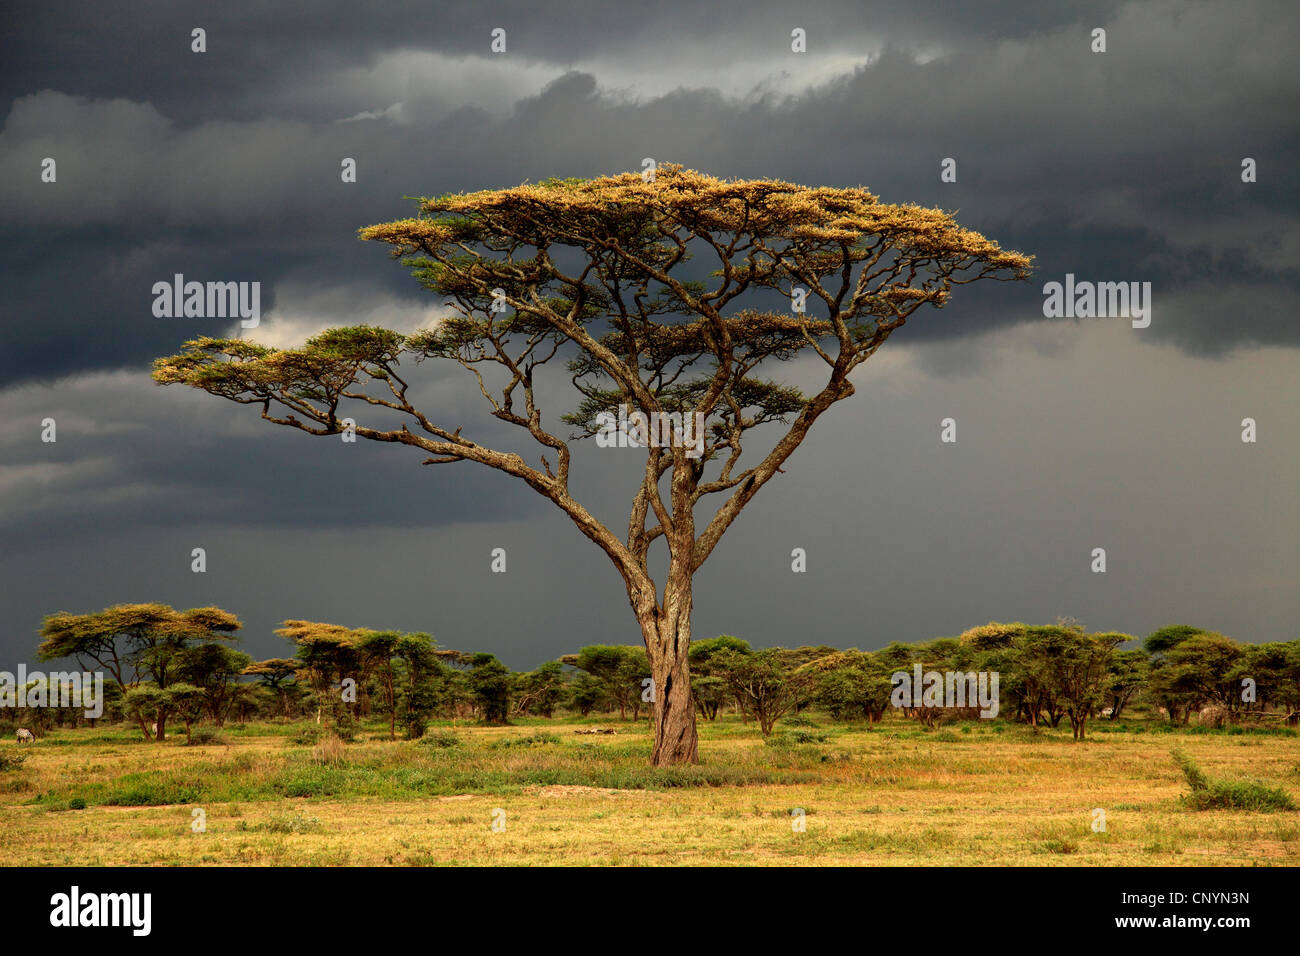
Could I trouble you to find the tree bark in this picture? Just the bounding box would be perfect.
[648,632,698,766]
[635,561,698,767]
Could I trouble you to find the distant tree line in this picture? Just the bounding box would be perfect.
[13,605,1299,742]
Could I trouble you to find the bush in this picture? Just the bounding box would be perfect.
[186,727,225,746]
[1173,749,1296,811]
[1185,781,1297,811]
[491,731,561,749]
[419,730,461,749]
[292,725,324,746]
[1043,838,1079,854]
[332,712,358,743]
[0,752,28,772]
[789,730,830,744]
[69,797,86,810]
[782,715,820,728]
[1171,749,1210,792]
[102,778,200,806]
[244,811,323,834]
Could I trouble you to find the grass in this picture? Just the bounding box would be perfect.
[0,713,1295,865]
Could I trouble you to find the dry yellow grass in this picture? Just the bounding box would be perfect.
[1,717,1296,866]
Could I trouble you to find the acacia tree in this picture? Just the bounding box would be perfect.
[808,649,894,727]
[357,630,402,739]
[713,647,815,736]
[38,603,241,741]
[1144,625,1209,724]
[1035,627,1124,741]
[690,634,752,719]
[465,653,512,725]
[1105,648,1149,720]
[393,631,444,737]
[154,165,1030,765]
[243,658,300,717]
[513,661,566,718]
[562,646,649,721]
[276,620,364,730]
[176,642,254,727]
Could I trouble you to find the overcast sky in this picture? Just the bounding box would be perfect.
[1,0,1296,670]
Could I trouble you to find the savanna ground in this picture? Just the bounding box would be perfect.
[2,714,1297,866]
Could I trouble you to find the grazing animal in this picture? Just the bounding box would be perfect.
[1197,704,1228,729]
[150,722,159,738]
[16,728,35,743]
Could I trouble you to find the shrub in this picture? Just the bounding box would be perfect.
[1171,749,1210,792]
[69,797,86,810]
[790,730,830,744]
[419,730,461,749]
[102,778,200,806]
[1173,749,1296,811]
[293,725,324,746]
[782,715,820,728]
[186,727,225,746]
[1185,781,1297,811]
[491,732,560,749]
[0,752,28,772]
[332,712,358,743]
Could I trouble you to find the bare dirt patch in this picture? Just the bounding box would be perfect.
[532,785,643,798]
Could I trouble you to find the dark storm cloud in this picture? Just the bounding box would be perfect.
[1,1,1129,118]
[0,367,545,543]
[2,0,1295,389]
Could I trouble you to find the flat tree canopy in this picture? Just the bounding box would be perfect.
[39,602,241,741]
[155,164,1030,764]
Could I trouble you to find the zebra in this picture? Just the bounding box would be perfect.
[16,728,35,743]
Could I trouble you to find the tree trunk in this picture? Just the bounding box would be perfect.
[635,564,698,767]
[648,636,698,766]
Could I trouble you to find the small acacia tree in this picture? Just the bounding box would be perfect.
[39,603,241,741]
[243,658,300,718]
[276,620,363,731]
[562,645,649,721]
[154,165,1030,765]
[713,647,816,736]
